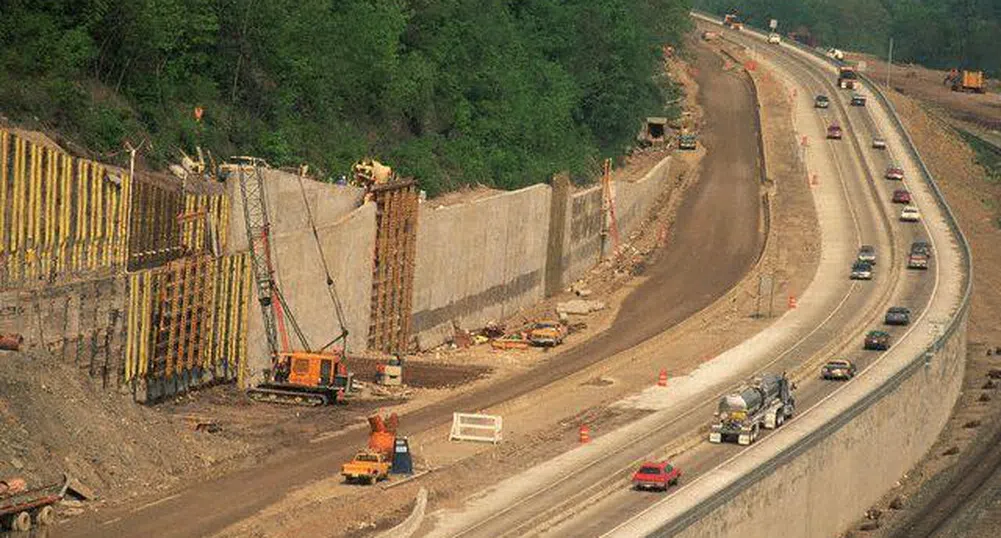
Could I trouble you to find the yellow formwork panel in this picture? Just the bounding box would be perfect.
[0,131,8,255]
[117,174,131,266]
[237,253,251,388]
[139,273,152,376]
[125,272,139,382]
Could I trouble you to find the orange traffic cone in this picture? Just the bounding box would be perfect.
[658,370,668,387]
[788,295,798,309]
[579,424,591,444]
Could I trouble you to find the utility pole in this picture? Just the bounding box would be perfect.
[885,37,894,90]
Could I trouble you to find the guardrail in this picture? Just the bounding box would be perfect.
[649,12,975,537]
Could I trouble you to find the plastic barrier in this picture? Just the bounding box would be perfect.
[449,412,503,444]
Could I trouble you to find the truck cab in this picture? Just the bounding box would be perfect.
[838,66,857,89]
[709,373,795,446]
[341,450,391,485]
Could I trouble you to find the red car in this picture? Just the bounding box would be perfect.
[827,123,843,140]
[885,165,905,180]
[632,461,682,491]
[892,189,912,204]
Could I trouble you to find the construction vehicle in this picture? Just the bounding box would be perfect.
[678,133,697,150]
[1,474,88,532]
[232,157,353,406]
[342,413,398,484]
[945,69,986,93]
[247,351,352,406]
[342,450,392,485]
[528,320,567,347]
[709,372,795,446]
[837,66,857,89]
[351,158,395,189]
[827,48,846,62]
[376,356,404,386]
[723,13,743,30]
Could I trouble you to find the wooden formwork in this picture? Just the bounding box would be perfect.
[0,130,130,289]
[123,252,251,401]
[367,180,419,353]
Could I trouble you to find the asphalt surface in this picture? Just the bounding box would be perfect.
[531,29,942,538]
[433,31,925,537]
[57,34,765,538]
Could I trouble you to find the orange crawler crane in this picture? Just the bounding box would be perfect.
[234,159,353,406]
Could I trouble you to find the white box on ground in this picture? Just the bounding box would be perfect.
[449,413,503,444]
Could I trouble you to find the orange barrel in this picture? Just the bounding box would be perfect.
[579,424,591,444]
[658,370,668,387]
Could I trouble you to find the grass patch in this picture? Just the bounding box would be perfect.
[957,130,1001,184]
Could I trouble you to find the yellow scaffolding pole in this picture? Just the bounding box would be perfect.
[139,273,152,376]
[12,138,24,253]
[125,273,138,382]
[117,174,131,266]
[0,131,8,255]
[237,254,252,388]
[88,162,99,270]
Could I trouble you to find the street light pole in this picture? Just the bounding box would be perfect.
[886,37,894,90]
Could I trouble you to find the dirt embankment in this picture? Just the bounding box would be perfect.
[842,86,1001,537]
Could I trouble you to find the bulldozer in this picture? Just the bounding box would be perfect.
[944,69,986,93]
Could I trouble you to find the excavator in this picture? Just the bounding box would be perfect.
[229,157,354,406]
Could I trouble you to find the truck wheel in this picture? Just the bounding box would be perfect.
[12,511,32,532]
[37,505,56,526]
[776,412,785,427]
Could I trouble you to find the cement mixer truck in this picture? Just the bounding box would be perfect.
[709,373,795,446]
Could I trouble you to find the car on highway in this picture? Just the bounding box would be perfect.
[821,358,857,380]
[827,122,843,139]
[872,137,887,149]
[864,330,891,351]
[908,251,930,269]
[908,240,932,269]
[885,307,912,326]
[850,93,867,106]
[815,95,830,109]
[911,241,932,257]
[892,189,912,204]
[632,461,681,491]
[768,32,781,44]
[857,245,876,265]
[900,205,921,222]
[850,260,873,280]
[885,165,905,180]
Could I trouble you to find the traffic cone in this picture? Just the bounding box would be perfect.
[579,424,591,444]
[788,295,797,309]
[658,370,668,387]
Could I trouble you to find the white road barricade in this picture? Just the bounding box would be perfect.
[449,413,503,444]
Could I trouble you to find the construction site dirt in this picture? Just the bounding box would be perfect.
[43,35,777,538]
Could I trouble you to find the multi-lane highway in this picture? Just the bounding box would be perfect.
[420,17,950,538]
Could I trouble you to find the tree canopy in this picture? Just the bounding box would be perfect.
[0,0,692,195]
[695,0,1001,76]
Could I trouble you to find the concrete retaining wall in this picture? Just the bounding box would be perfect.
[235,157,674,357]
[244,203,376,377]
[615,157,674,244]
[411,185,551,349]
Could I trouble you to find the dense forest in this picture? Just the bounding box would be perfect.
[695,0,1001,76]
[0,0,691,195]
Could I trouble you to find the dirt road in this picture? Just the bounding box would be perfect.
[59,45,764,538]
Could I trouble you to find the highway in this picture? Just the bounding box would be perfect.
[420,19,943,538]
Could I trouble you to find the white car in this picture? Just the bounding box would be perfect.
[872,137,887,150]
[768,33,781,44]
[900,205,921,222]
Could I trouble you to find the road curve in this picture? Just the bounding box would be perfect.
[416,29,922,537]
